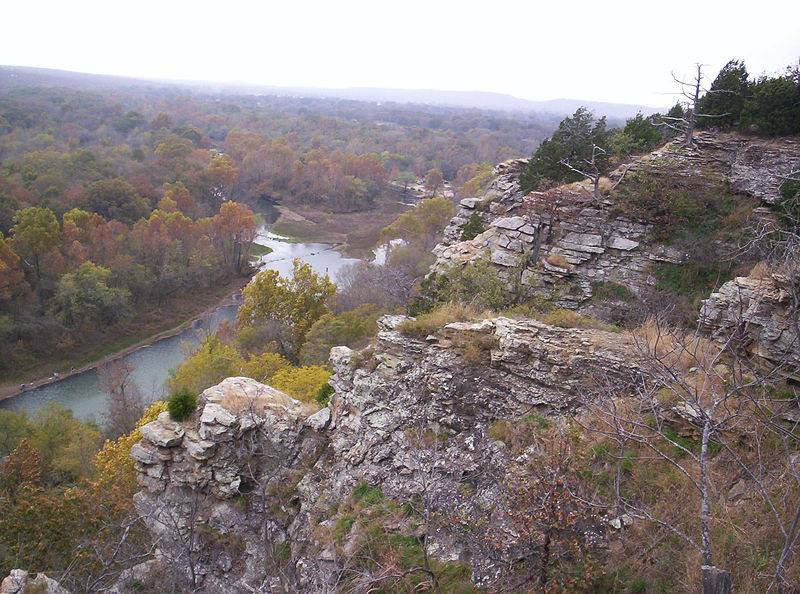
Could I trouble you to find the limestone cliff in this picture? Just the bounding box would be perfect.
[432,133,800,313]
[127,317,640,591]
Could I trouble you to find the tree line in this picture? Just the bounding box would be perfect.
[520,58,800,196]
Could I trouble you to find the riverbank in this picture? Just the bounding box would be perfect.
[270,201,410,259]
[0,275,251,401]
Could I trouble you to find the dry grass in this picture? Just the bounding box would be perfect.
[450,332,498,364]
[545,253,574,270]
[538,308,620,331]
[748,260,772,279]
[634,317,721,374]
[399,302,487,337]
[564,400,800,592]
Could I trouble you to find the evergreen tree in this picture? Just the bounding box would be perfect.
[697,60,750,129]
[520,108,611,197]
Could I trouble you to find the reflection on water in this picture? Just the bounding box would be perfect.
[2,218,364,422]
[254,231,361,280]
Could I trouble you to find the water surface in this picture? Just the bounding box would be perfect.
[1,224,362,422]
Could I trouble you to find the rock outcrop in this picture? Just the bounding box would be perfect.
[129,318,640,592]
[700,272,800,380]
[432,133,800,313]
[130,377,326,592]
[123,132,800,592]
[0,570,69,594]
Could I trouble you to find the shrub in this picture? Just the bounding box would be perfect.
[316,382,334,405]
[352,481,383,505]
[410,258,512,315]
[460,212,485,241]
[168,387,197,421]
[269,365,331,403]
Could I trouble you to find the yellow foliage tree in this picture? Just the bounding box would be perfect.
[91,401,167,495]
[269,365,331,403]
[238,259,336,359]
[168,336,243,393]
[240,351,292,383]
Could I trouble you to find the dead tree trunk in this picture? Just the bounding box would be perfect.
[702,565,732,594]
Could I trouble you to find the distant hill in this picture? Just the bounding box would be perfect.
[0,66,664,121]
[221,85,665,120]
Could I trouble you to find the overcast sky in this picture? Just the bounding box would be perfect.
[3,0,798,107]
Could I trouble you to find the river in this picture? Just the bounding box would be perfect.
[0,221,361,422]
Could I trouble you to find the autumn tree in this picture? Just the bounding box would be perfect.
[238,259,336,360]
[454,162,494,198]
[0,231,28,302]
[213,200,257,275]
[298,304,380,365]
[268,365,331,403]
[424,168,443,198]
[51,261,131,328]
[10,206,61,282]
[168,335,241,394]
[202,153,239,201]
[87,178,150,225]
[0,409,30,457]
[28,403,102,485]
[395,171,418,201]
[380,196,454,252]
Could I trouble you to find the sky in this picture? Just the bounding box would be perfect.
[3,0,799,108]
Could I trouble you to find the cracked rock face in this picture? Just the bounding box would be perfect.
[130,377,326,592]
[129,319,641,592]
[700,273,800,380]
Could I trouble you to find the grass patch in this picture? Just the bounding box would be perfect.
[352,481,384,505]
[592,281,635,301]
[248,243,274,258]
[655,261,734,305]
[333,515,355,541]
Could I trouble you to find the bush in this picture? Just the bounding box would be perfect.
[410,258,513,315]
[316,382,334,405]
[168,387,197,421]
[459,212,484,241]
[352,481,384,505]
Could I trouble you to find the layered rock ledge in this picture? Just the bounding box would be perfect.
[432,133,800,311]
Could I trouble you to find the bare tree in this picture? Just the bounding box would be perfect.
[586,305,800,593]
[660,64,734,147]
[100,361,147,439]
[558,143,608,200]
